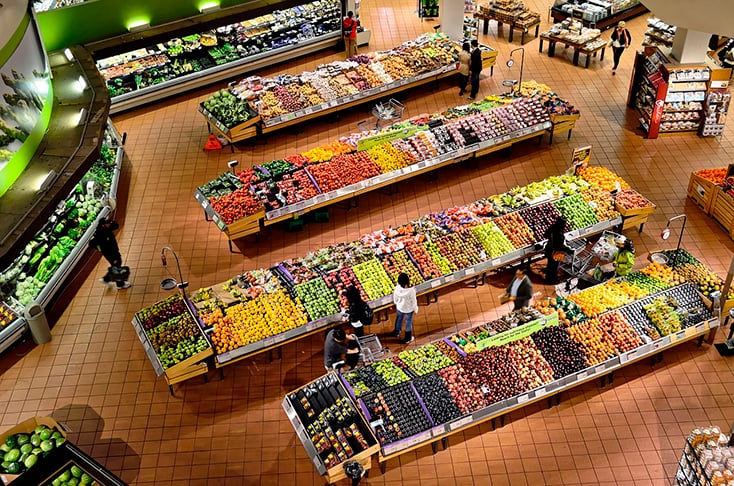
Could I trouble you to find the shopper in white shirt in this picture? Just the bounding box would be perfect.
[392,273,418,344]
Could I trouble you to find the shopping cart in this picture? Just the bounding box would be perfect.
[356,334,390,366]
[358,99,406,132]
[557,230,623,295]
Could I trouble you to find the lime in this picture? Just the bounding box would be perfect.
[30,434,41,447]
[6,462,21,474]
[68,477,80,486]
[16,434,29,446]
[23,454,37,469]
[39,429,52,441]
[19,443,32,455]
[19,452,29,463]
[80,473,93,484]
[71,465,83,478]
[31,447,42,455]
[40,440,54,452]
[4,436,16,448]
[4,448,20,463]
[59,469,72,481]
[1,461,10,470]
[51,432,63,441]
[55,437,66,447]
[33,426,46,435]
[0,444,9,453]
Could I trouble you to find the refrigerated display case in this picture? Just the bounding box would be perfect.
[94,0,343,113]
[0,121,124,354]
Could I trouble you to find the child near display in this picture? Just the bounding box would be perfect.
[344,285,373,337]
[392,273,418,344]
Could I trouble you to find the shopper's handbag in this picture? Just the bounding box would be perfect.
[499,293,512,304]
[552,251,565,262]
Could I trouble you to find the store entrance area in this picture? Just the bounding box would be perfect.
[2,0,734,484]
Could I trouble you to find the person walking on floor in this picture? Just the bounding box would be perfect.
[344,285,373,337]
[504,268,533,311]
[392,273,418,344]
[89,218,131,289]
[543,217,571,285]
[343,11,358,59]
[468,39,482,100]
[610,21,632,75]
[458,42,471,96]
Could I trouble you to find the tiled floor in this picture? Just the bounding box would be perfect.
[3,1,734,484]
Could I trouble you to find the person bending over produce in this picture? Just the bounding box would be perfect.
[344,286,373,337]
[324,328,359,371]
[89,219,130,290]
[613,236,635,276]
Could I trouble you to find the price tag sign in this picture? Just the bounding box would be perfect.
[595,364,606,374]
[576,371,588,380]
[685,327,697,337]
[676,329,687,340]
[465,266,476,275]
[200,200,208,209]
[535,387,547,398]
[431,280,442,288]
[517,394,529,404]
[449,416,472,431]
[696,323,707,333]
[304,107,313,115]
[444,275,455,283]
[491,258,501,267]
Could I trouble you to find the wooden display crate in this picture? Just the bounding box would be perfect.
[699,292,734,318]
[0,417,67,485]
[615,195,656,232]
[711,188,734,231]
[546,113,580,143]
[223,208,265,240]
[687,172,717,214]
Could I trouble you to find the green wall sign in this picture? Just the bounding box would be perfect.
[37,0,255,52]
[357,126,420,151]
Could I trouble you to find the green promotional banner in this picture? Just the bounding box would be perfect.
[475,312,559,350]
[357,126,420,151]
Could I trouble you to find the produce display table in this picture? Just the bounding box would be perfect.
[282,374,380,483]
[539,32,607,68]
[282,251,722,476]
[197,90,579,244]
[182,165,637,371]
[130,294,213,394]
[474,13,541,44]
[199,35,498,145]
[685,168,734,244]
[550,2,648,31]
[687,171,718,214]
[615,188,656,232]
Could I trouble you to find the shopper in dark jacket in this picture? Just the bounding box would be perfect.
[610,21,632,74]
[468,39,482,100]
[543,217,571,285]
[324,328,358,370]
[505,268,533,310]
[344,285,371,337]
[89,219,130,289]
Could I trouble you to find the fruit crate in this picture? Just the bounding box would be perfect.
[223,208,266,240]
[0,417,67,485]
[687,172,717,215]
[711,188,734,232]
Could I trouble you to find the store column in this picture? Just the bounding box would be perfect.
[439,0,464,40]
[671,27,711,63]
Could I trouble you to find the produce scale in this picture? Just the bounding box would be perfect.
[0,122,125,354]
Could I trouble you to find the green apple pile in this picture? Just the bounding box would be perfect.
[293,277,339,320]
[553,194,598,230]
[398,344,454,376]
[352,259,395,301]
[422,240,457,275]
[372,359,410,386]
[471,222,515,258]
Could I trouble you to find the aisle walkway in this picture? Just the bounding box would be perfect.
[2,0,734,484]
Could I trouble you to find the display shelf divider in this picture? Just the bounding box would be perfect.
[409,382,435,427]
